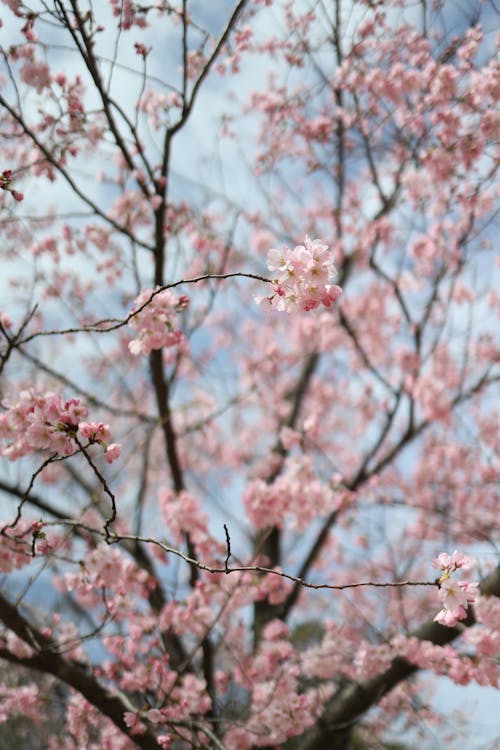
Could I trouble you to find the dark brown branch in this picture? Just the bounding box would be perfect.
[0,306,37,378]
[0,479,187,668]
[73,437,116,537]
[168,0,250,138]
[0,593,161,750]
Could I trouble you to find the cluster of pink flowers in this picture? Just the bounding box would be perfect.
[244,455,339,531]
[0,390,120,463]
[0,519,32,573]
[432,550,478,627]
[62,543,150,608]
[128,288,188,356]
[19,59,51,94]
[123,674,210,737]
[256,236,342,313]
[392,633,499,687]
[0,684,41,725]
[109,0,147,30]
[226,620,317,747]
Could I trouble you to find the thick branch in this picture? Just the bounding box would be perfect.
[0,478,187,668]
[0,593,161,750]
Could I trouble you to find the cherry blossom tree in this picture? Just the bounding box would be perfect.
[0,1,499,748]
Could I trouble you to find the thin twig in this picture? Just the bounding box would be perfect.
[18,272,272,345]
[41,521,438,592]
[224,524,231,573]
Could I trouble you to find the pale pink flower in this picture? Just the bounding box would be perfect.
[145,708,163,723]
[123,712,146,735]
[104,443,121,463]
[157,736,172,749]
[434,579,478,627]
[433,550,478,627]
[432,550,475,573]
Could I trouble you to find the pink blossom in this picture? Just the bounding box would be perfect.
[157,736,172,749]
[60,398,88,426]
[123,712,146,735]
[0,169,23,202]
[434,579,479,627]
[279,426,301,449]
[19,60,51,93]
[433,551,478,627]
[145,708,163,723]
[104,443,121,463]
[432,550,475,573]
[0,684,41,723]
[243,455,340,530]
[134,42,150,59]
[149,194,163,210]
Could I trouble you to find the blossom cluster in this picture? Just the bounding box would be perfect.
[256,236,342,313]
[0,390,120,463]
[243,455,340,531]
[62,543,151,607]
[128,288,188,356]
[226,620,318,747]
[432,550,478,627]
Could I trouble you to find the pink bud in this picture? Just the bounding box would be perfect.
[104,443,121,463]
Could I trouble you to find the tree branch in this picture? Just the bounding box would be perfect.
[0,593,161,750]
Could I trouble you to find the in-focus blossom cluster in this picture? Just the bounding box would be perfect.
[255,236,342,313]
[0,391,120,463]
[432,550,478,627]
[128,288,188,356]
